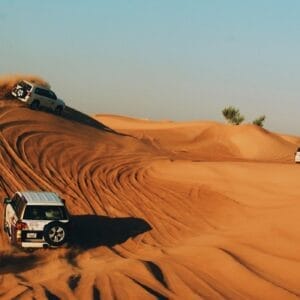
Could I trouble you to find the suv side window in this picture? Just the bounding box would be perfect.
[48,91,57,100]
[34,87,43,96]
[34,88,48,98]
[34,87,57,100]
[43,90,52,99]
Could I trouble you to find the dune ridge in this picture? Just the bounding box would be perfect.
[0,79,299,298]
[97,114,298,162]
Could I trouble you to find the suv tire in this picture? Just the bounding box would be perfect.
[30,100,40,110]
[55,106,63,115]
[43,221,68,247]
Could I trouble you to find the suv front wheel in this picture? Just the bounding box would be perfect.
[43,221,68,247]
[54,106,63,115]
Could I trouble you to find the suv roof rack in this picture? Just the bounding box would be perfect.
[17,191,63,206]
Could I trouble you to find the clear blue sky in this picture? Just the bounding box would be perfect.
[1,0,300,134]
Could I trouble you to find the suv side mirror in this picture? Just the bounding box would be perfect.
[4,197,11,204]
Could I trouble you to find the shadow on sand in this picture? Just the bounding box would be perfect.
[0,252,37,274]
[9,98,118,133]
[62,106,117,133]
[9,98,131,136]
[68,215,152,250]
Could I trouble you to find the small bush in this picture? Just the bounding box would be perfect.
[253,115,266,127]
[222,106,244,125]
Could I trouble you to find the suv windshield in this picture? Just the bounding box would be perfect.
[23,205,67,220]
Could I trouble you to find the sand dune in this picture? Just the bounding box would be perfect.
[97,114,297,162]
[0,81,300,299]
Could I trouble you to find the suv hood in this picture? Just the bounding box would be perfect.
[57,98,66,106]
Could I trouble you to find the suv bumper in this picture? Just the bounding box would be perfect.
[17,230,46,248]
[21,241,49,248]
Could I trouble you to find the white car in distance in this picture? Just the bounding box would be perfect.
[295,147,300,163]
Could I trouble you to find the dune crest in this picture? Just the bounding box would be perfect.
[96,114,298,162]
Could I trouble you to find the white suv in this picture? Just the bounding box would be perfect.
[11,80,65,114]
[3,191,70,248]
[295,148,300,163]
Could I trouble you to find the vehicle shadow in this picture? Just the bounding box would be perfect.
[9,99,131,136]
[45,105,132,137]
[0,252,37,274]
[68,215,152,250]
[62,106,118,134]
[22,102,119,134]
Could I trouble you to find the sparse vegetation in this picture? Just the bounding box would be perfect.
[222,106,266,127]
[253,115,266,127]
[222,106,245,125]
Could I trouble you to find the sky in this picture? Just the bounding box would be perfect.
[1,0,300,134]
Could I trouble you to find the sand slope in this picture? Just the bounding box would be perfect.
[0,84,299,299]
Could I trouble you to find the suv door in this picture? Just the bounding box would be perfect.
[46,90,58,109]
[33,88,51,108]
[33,88,45,106]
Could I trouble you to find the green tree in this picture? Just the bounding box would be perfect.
[222,106,245,125]
[253,115,266,127]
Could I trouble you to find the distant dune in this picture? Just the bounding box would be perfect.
[0,76,300,299]
[97,114,298,162]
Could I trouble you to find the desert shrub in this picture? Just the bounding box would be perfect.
[253,115,266,127]
[222,106,245,125]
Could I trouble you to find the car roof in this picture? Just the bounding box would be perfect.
[17,191,64,206]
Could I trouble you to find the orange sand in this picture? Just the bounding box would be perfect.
[0,76,300,299]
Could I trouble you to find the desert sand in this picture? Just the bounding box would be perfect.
[0,75,300,299]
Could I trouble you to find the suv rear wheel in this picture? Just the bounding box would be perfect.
[30,100,40,110]
[43,221,68,246]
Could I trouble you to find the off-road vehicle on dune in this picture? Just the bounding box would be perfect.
[295,147,300,163]
[11,80,65,114]
[3,191,70,248]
